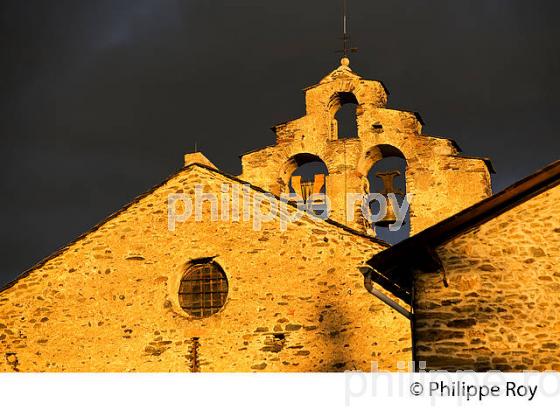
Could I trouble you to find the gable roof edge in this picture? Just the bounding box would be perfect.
[367,160,560,292]
[2,163,389,294]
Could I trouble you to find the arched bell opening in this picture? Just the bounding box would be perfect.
[362,145,410,244]
[279,153,329,217]
[329,92,359,139]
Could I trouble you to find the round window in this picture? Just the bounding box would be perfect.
[178,262,228,318]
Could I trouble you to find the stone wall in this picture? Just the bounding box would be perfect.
[239,60,491,235]
[0,165,411,372]
[414,184,560,370]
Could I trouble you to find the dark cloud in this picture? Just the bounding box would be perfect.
[1,0,559,286]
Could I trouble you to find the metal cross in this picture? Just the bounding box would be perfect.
[337,0,358,57]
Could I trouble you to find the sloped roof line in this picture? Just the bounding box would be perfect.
[367,160,560,293]
[191,163,389,245]
[1,163,388,294]
[0,165,192,294]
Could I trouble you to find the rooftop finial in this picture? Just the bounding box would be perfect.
[337,0,358,62]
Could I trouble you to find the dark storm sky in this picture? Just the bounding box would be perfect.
[1,0,559,286]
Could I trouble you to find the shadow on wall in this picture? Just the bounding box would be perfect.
[315,302,356,372]
[414,244,519,371]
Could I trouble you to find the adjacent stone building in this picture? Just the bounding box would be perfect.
[0,58,558,372]
[368,161,560,371]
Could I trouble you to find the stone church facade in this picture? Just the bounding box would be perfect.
[239,58,492,234]
[1,59,558,372]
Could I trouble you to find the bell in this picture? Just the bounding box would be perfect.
[290,174,325,203]
[375,195,398,227]
[373,170,403,227]
[310,174,325,204]
[300,180,314,202]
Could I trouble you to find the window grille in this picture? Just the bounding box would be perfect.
[178,262,228,318]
